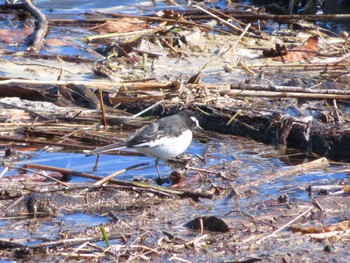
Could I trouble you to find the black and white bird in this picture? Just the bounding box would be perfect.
[86,110,201,178]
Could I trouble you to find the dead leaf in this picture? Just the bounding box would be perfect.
[343,185,350,193]
[324,220,350,232]
[304,35,319,51]
[45,38,69,47]
[0,26,33,44]
[264,35,319,62]
[290,225,321,234]
[90,18,149,34]
[291,219,350,234]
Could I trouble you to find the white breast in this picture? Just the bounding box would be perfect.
[133,130,193,161]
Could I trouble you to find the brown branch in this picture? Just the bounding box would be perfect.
[222,89,350,100]
[0,135,95,150]
[21,164,213,199]
[23,0,48,52]
[98,89,107,130]
[0,78,179,92]
[94,12,231,35]
[54,10,350,26]
[228,83,350,95]
[4,1,48,52]
[98,9,350,22]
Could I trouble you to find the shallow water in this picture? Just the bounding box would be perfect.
[8,141,206,181]
[36,0,179,14]
[3,137,346,201]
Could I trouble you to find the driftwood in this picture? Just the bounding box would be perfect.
[22,163,213,200]
[1,79,350,100]
[4,0,48,52]
[22,0,48,52]
[0,78,180,91]
[223,89,350,100]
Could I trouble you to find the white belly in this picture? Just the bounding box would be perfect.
[134,130,193,161]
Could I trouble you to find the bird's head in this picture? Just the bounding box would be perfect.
[181,110,203,130]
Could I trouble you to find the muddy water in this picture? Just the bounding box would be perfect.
[2,134,346,223]
[2,132,348,261]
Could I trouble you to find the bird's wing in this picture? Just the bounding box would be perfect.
[126,115,188,147]
[126,122,164,147]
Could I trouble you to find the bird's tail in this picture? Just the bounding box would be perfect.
[85,143,127,156]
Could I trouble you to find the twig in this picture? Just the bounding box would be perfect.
[226,110,242,126]
[98,89,107,130]
[193,4,241,33]
[95,12,230,35]
[220,23,251,58]
[21,163,212,199]
[0,78,179,92]
[3,195,25,214]
[228,82,350,94]
[228,61,348,70]
[160,38,180,56]
[186,166,222,176]
[189,82,350,96]
[185,234,208,247]
[256,206,313,244]
[169,255,192,263]
[237,61,256,76]
[93,163,148,186]
[0,167,9,178]
[20,167,70,187]
[225,210,278,229]
[30,236,117,250]
[3,78,350,99]
[22,163,138,185]
[223,89,350,100]
[0,135,94,150]
[332,99,342,123]
[182,12,350,22]
[57,129,83,144]
[309,229,350,239]
[199,4,269,39]
[57,253,97,258]
[120,99,164,123]
[20,0,48,52]
[59,242,90,263]
[308,185,343,192]
[132,47,165,58]
[84,29,153,41]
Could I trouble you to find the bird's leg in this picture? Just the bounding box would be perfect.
[155,158,161,179]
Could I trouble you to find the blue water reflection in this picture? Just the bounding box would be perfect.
[10,141,206,182]
[260,171,346,202]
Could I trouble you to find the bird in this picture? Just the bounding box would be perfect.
[86,110,201,178]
